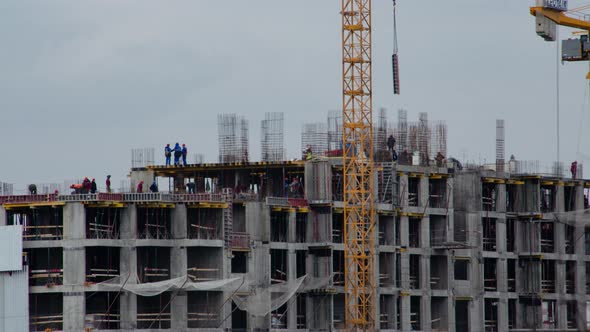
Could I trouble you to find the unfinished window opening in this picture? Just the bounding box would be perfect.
[409,254,420,289]
[271,249,288,284]
[586,227,590,255]
[507,259,516,292]
[484,258,497,291]
[380,294,395,329]
[271,303,288,329]
[540,222,555,253]
[508,299,516,329]
[429,178,447,208]
[377,165,395,203]
[137,293,171,329]
[296,250,306,278]
[484,298,498,332]
[332,171,343,201]
[187,207,221,240]
[333,293,345,329]
[564,186,576,211]
[430,255,448,289]
[86,207,121,239]
[85,292,120,330]
[231,303,247,330]
[8,206,63,241]
[231,251,247,274]
[454,259,469,281]
[482,182,498,211]
[455,300,470,332]
[232,203,246,232]
[541,260,556,293]
[187,291,222,328]
[409,217,421,248]
[540,184,555,212]
[296,213,307,243]
[378,215,394,246]
[566,261,576,294]
[542,300,557,329]
[408,177,420,207]
[333,250,344,286]
[137,207,171,240]
[430,215,447,247]
[29,293,62,331]
[187,247,222,281]
[565,224,575,254]
[506,218,515,252]
[410,296,421,331]
[395,216,401,245]
[27,248,63,286]
[431,297,448,331]
[296,294,307,329]
[395,253,401,287]
[332,213,343,243]
[483,217,497,251]
[271,211,288,242]
[567,300,577,329]
[379,252,394,287]
[454,213,468,243]
[86,247,120,283]
[137,247,170,283]
[587,262,590,294]
[506,183,522,212]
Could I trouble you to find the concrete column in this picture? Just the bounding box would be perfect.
[556,185,565,212]
[400,216,409,247]
[246,202,267,242]
[400,295,411,331]
[0,206,6,226]
[63,247,85,285]
[496,217,506,253]
[421,296,431,331]
[170,245,187,330]
[120,205,137,240]
[497,258,507,292]
[63,203,85,240]
[419,176,429,207]
[496,298,508,332]
[120,204,137,330]
[119,290,137,330]
[287,211,296,243]
[421,254,430,293]
[399,174,409,207]
[63,293,85,332]
[287,248,297,329]
[558,299,568,330]
[421,216,430,248]
[469,296,484,332]
[171,204,187,239]
[496,183,507,213]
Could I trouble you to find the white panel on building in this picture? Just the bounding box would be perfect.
[0,267,29,332]
[0,225,22,272]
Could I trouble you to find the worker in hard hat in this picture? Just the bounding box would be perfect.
[182,144,188,166]
[164,144,172,166]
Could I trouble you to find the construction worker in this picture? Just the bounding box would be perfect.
[28,184,37,195]
[106,175,112,193]
[435,152,445,167]
[571,161,578,179]
[137,180,144,193]
[182,144,188,166]
[149,181,158,193]
[305,145,313,161]
[82,177,91,194]
[387,135,396,155]
[164,144,172,166]
[90,179,97,194]
[173,143,182,166]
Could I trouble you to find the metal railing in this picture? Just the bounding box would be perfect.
[266,196,308,208]
[0,192,225,204]
[230,232,250,249]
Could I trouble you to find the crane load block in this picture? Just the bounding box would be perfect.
[392,54,400,95]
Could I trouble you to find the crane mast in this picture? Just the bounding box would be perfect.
[341,0,375,330]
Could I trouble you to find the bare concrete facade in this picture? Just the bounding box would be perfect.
[1,159,590,331]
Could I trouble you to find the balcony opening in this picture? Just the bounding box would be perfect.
[541,260,556,293]
[542,300,556,329]
[271,303,288,329]
[483,217,497,251]
[566,261,576,294]
[484,298,498,332]
[137,207,171,240]
[540,184,555,213]
[455,300,470,332]
[506,218,515,252]
[565,224,575,254]
[564,186,576,212]
[232,204,246,232]
[586,262,590,294]
[410,254,420,289]
[507,259,516,292]
[482,182,498,211]
[27,248,63,286]
[454,259,469,281]
[508,299,516,329]
[380,294,395,329]
[86,207,121,239]
[332,170,343,201]
[378,252,394,287]
[231,302,247,331]
[395,253,401,288]
[408,177,420,207]
[430,255,448,290]
[296,294,307,329]
[506,183,522,212]
[540,221,555,253]
[187,291,222,328]
[86,247,120,283]
[410,296,421,330]
[137,247,170,283]
[484,258,497,291]
[395,216,401,246]
[270,211,288,242]
[409,217,421,248]
[429,178,447,208]
[231,251,247,274]
[333,250,344,286]
[431,297,448,331]
[187,247,222,281]
[454,214,467,243]
[187,207,221,240]
[29,293,62,331]
[566,300,577,329]
[270,249,288,284]
[296,213,307,243]
[85,292,120,330]
[137,293,171,329]
[378,215,394,246]
[296,250,306,278]
[396,296,402,330]
[333,294,345,329]
[332,213,343,243]
[8,206,63,240]
[430,215,447,248]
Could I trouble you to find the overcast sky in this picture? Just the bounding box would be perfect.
[1,0,589,191]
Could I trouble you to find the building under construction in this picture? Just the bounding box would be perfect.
[1,111,590,332]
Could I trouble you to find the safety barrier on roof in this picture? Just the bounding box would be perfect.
[0,192,227,205]
[266,197,308,207]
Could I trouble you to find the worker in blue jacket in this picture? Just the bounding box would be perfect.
[182,144,188,166]
[164,144,172,166]
[173,143,182,166]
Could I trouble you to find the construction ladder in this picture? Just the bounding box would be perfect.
[222,188,233,249]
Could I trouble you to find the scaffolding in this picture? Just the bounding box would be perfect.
[261,112,285,161]
[192,153,204,164]
[391,111,447,166]
[327,110,342,153]
[374,108,388,154]
[218,114,249,163]
[0,181,13,195]
[301,122,328,157]
[496,119,505,172]
[131,148,155,168]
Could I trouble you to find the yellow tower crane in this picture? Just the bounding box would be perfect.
[341,0,375,330]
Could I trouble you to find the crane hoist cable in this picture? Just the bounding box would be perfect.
[392,0,400,95]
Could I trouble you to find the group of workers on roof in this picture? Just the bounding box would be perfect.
[164,143,188,166]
